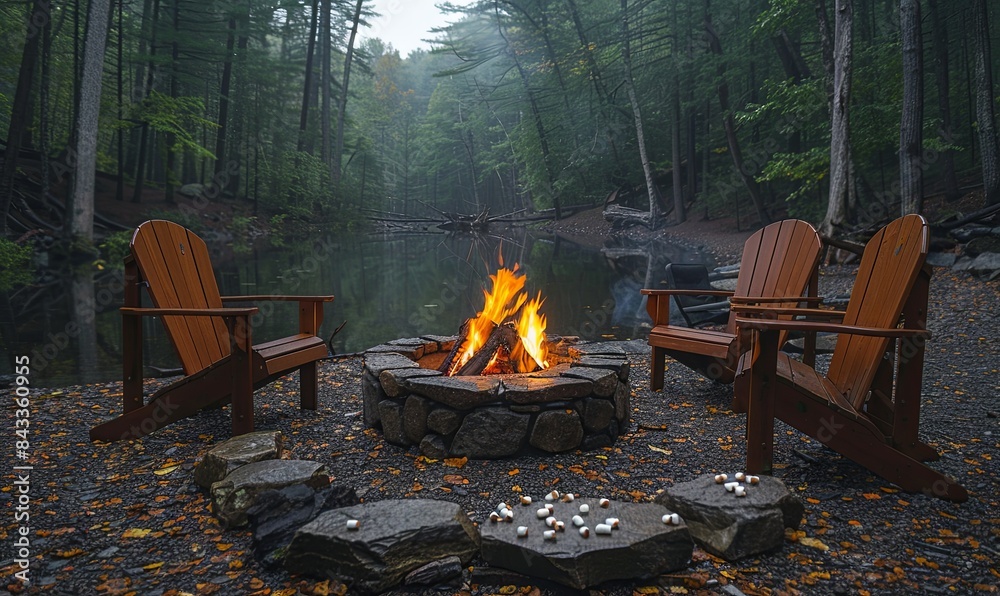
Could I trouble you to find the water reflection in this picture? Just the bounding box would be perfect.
[0,227,714,386]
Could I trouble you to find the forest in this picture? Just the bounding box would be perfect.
[1,0,999,251]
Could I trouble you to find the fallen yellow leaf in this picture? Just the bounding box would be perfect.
[444,457,468,469]
[154,464,180,476]
[122,528,151,539]
[799,536,830,551]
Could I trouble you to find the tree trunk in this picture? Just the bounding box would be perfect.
[333,0,365,190]
[704,15,770,226]
[671,83,686,223]
[320,0,332,166]
[899,0,923,215]
[820,0,853,236]
[928,0,960,201]
[621,0,661,227]
[298,0,319,153]
[115,0,124,202]
[164,0,179,204]
[214,16,237,192]
[68,0,113,244]
[0,0,47,234]
[494,10,560,218]
[565,0,626,173]
[227,15,249,196]
[124,0,154,177]
[131,0,160,203]
[973,0,1000,206]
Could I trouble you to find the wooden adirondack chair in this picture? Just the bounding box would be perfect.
[734,214,967,502]
[90,220,334,442]
[641,219,822,390]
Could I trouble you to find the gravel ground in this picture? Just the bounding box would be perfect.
[2,257,999,596]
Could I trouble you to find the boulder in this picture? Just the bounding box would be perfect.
[969,252,1000,274]
[245,483,358,567]
[654,474,803,560]
[529,409,584,453]
[581,398,615,433]
[613,381,631,425]
[377,400,408,446]
[403,555,464,586]
[925,252,958,268]
[284,499,480,594]
[210,459,330,528]
[194,430,283,489]
[450,408,529,458]
[178,183,204,198]
[362,371,387,428]
[403,395,433,443]
[480,497,692,589]
[426,407,462,436]
[573,357,629,382]
[419,434,448,459]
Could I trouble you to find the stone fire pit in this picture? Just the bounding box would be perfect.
[361,337,631,458]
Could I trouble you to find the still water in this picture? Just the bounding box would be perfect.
[0,227,714,387]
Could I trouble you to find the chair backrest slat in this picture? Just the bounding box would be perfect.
[728,219,822,335]
[827,214,929,408]
[131,220,231,374]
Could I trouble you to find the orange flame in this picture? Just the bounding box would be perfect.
[447,265,549,375]
[512,291,548,372]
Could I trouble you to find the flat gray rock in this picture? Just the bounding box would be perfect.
[500,376,594,404]
[210,459,330,528]
[402,376,500,410]
[366,344,423,359]
[363,352,420,377]
[194,430,283,489]
[379,368,442,398]
[284,499,480,594]
[480,497,692,589]
[560,367,619,397]
[573,357,629,381]
[581,398,615,433]
[654,474,803,560]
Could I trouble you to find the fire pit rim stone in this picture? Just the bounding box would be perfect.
[361,336,631,458]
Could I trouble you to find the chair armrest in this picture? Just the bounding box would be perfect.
[729,295,825,305]
[682,300,731,313]
[641,288,734,297]
[732,305,845,320]
[120,306,258,317]
[734,316,930,340]
[220,295,335,303]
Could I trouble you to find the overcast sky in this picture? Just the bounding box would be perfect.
[363,0,472,56]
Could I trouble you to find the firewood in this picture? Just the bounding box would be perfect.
[457,323,519,376]
[438,319,471,374]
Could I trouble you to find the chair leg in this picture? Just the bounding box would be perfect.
[650,346,665,391]
[300,362,318,410]
[230,317,254,436]
[745,329,779,476]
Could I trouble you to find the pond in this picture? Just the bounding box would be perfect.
[0,226,716,387]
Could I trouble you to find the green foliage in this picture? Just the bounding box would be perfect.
[261,151,334,209]
[98,231,132,267]
[130,91,217,159]
[0,238,33,291]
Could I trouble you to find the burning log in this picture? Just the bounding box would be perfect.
[456,323,520,376]
[437,319,470,374]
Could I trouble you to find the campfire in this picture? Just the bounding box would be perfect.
[438,265,550,376]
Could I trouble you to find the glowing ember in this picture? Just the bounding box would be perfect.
[446,265,549,376]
